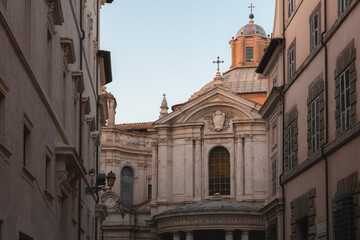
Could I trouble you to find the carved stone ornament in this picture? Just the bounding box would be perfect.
[205,111,233,132]
[101,191,120,209]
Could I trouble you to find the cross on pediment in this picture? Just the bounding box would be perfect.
[213,56,224,72]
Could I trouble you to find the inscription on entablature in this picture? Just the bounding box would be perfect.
[157,215,264,229]
[203,138,233,145]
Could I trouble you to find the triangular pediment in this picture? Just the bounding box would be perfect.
[155,87,262,126]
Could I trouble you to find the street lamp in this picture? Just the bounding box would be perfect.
[85,168,116,195]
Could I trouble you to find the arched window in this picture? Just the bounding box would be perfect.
[121,167,134,206]
[209,147,230,196]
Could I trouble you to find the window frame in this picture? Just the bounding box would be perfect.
[339,0,351,16]
[120,166,134,207]
[339,68,351,132]
[208,147,230,196]
[287,122,295,170]
[288,40,296,82]
[272,160,277,196]
[310,6,320,52]
[246,47,254,62]
[310,97,320,153]
[288,0,295,18]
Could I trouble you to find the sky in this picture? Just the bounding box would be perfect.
[100,0,275,124]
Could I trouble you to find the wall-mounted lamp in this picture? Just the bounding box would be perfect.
[85,168,116,195]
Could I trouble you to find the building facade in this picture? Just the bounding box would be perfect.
[0,0,112,239]
[100,14,271,240]
[256,0,360,239]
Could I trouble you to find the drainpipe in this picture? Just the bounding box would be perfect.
[95,0,100,239]
[280,0,286,239]
[321,0,329,238]
[78,0,86,239]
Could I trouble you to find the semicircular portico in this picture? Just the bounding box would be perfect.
[150,195,265,240]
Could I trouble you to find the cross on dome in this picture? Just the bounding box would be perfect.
[248,2,255,22]
[248,2,255,14]
[213,56,224,72]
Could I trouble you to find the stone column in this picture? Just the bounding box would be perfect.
[241,231,249,240]
[151,141,158,201]
[194,138,202,201]
[236,135,244,200]
[173,232,181,240]
[225,230,233,240]
[186,231,194,240]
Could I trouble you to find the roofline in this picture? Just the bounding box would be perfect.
[255,38,283,74]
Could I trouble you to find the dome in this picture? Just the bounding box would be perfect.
[236,21,267,38]
[236,23,267,38]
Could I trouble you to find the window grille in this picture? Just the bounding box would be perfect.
[340,68,351,132]
[333,192,355,240]
[209,147,230,195]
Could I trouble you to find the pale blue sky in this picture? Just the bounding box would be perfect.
[100,0,275,124]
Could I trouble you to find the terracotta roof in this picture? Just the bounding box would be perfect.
[115,122,153,132]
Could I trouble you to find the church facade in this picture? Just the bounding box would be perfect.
[100,14,271,240]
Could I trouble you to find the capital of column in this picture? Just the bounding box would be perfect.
[241,231,249,240]
[172,232,181,240]
[185,231,194,240]
[225,230,234,240]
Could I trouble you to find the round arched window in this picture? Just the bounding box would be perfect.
[121,167,134,206]
[209,147,230,195]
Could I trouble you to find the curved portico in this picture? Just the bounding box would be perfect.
[149,195,265,240]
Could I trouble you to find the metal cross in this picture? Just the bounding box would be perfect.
[248,2,255,14]
[213,56,224,72]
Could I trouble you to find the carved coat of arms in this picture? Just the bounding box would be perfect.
[205,110,233,132]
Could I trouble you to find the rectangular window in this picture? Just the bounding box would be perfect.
[24,0,32,57]
[23,124,31,167]
[310,11,320,51]
[333,192,355,240]
[19,232,33,240]
[0,220,3,240]
[288,0,295,17]
[296,217,309,239]
[288,45,295,81]
[339,0,351,16]
[288,122,295,170]
[311,97,320,152]
[148,184,152,200]
[0,0,6,10]
[340,68,351,132]
[267,223,277,240]
[47,30,52,98]
[0,91,5,141]
[45,155,51,190]
[246,47,254,62]
[272,160,276,196]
